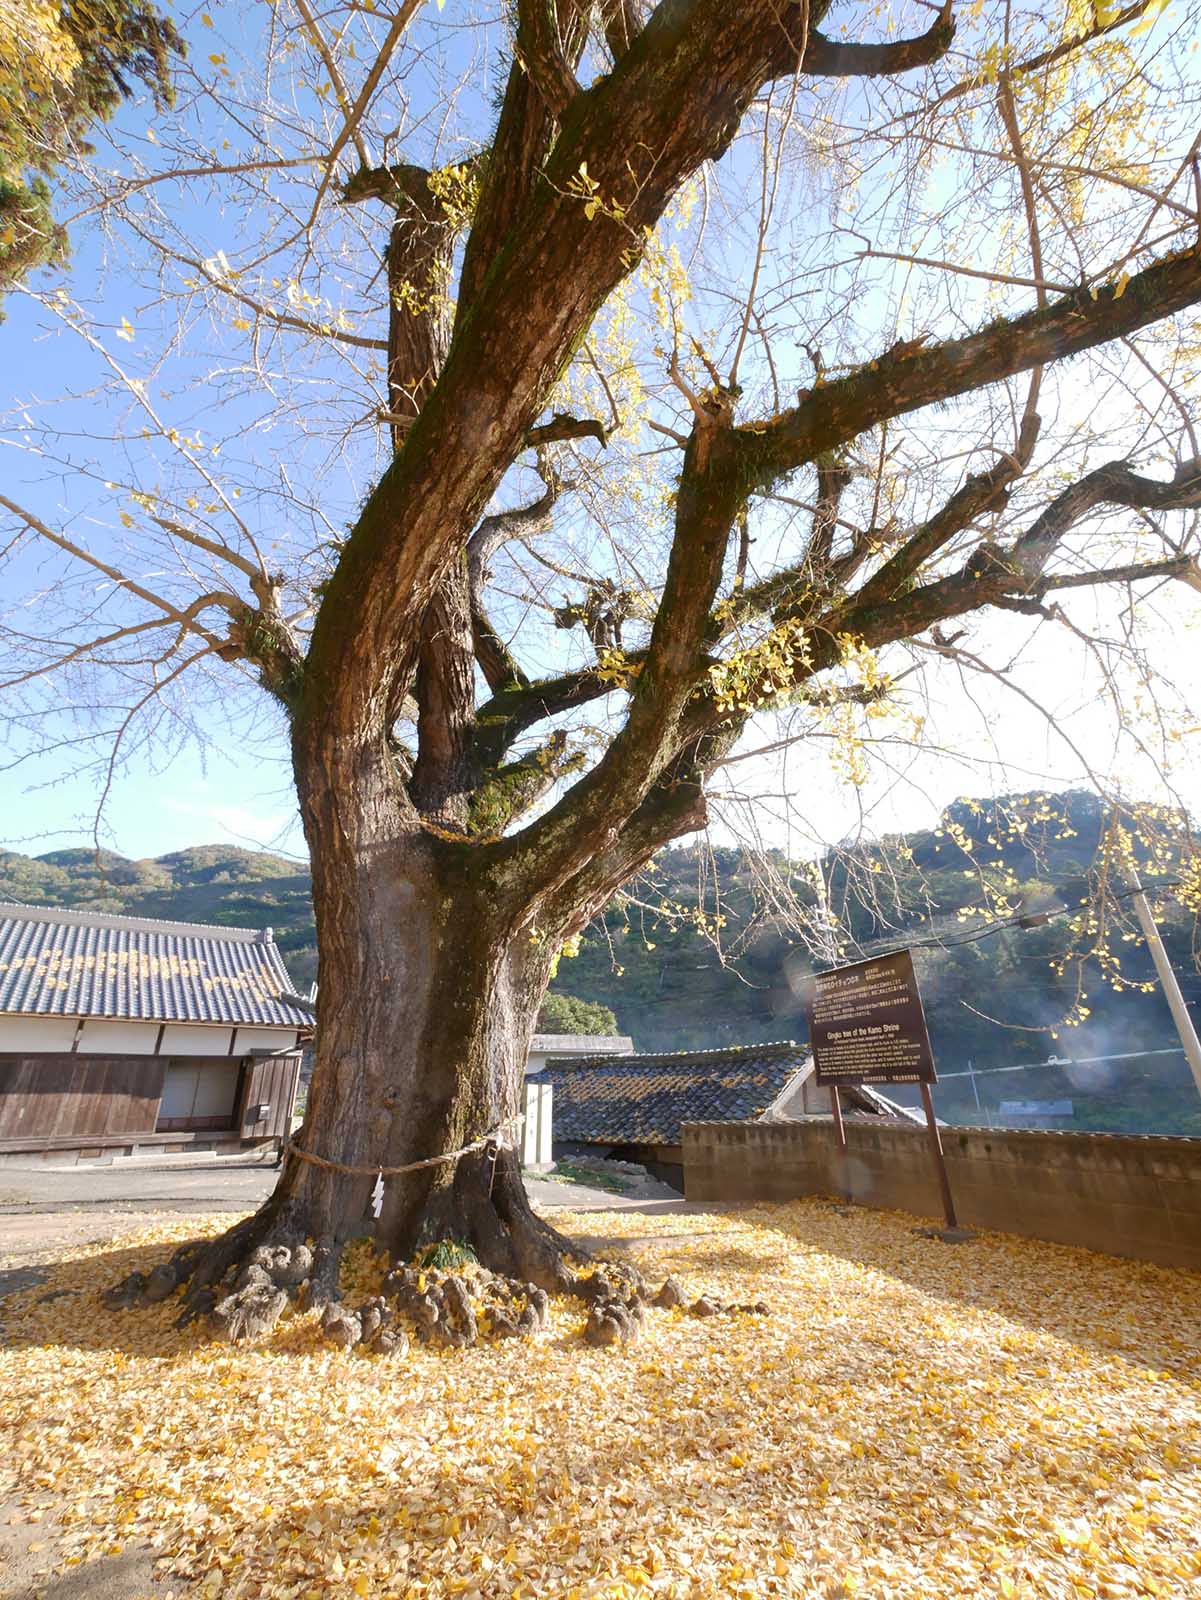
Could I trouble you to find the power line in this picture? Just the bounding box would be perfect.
[936,1047,1186,1081]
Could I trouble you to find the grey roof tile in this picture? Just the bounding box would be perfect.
[0,903,312,1028]
[530,1042,809,1145]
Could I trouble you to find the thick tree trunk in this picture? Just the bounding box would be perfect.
[274,849,574,1283]
[114,738,590,1335]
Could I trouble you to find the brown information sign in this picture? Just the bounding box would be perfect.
[806,950,936,1087]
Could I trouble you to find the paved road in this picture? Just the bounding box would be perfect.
[0,1155,679,1213]
[0,1155,687,1276]
[0,1153,281,1214]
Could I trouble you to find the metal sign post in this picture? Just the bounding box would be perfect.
[828,1085,851,1203]
[806,949,963,1236]
[919,1081,958,1231]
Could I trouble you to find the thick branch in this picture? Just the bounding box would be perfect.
[850,408,1041,612]
[471,604,529,695]
[467,480,560,593]
[341,160,455,209]
[1012,457,1201,579]
[383,164,459,433]
[516,0,583,116]
[301,0,958,747]
[809,450,853,568]
[525,413,608,449]
[491,403,743,901]
[468,730,586,838]
[1036,554,1200,592]
[537,722,737,937]
[474,660,625,770]
[410,560,478,826]
[803,1,954,77]
[661,461,1201,770]
[467,467,569,691]
[746,245,1201,485]
[455,0,588,316]
[384,169,477,818]
[823,461,1201,667]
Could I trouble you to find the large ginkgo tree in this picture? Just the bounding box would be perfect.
[3,0,1201,1330]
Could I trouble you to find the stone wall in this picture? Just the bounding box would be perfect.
[682,1119,1201,1271]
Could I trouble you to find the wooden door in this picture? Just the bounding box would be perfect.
[238,1055,300,1141]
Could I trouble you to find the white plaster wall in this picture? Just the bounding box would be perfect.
[0,1016,77,1052]
[520,1081,553,1166]
[161,1060,242,1120]
[77,1019,160,1055]
[766,1066,823,1118]
[160,1024,234,1057]
[233,1027,299,1055]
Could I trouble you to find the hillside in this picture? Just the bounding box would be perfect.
[0,844,320,984]
[2,788,1198,1133]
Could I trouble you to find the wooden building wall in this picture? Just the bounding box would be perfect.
[0,1051,300,1149]
[0,1055,164,1142]
[239,1054,301,1143]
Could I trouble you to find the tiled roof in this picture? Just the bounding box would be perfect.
[529,1034,634,1055]
[530,1042,809,1146]
[0,903,312,1028]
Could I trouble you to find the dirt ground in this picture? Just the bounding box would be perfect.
[0,1499,165,1600]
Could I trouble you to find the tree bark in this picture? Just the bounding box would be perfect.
[142,729,587,1334]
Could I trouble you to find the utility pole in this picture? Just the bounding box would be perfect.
[1127,866,1201,1099]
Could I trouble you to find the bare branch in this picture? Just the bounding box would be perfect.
[150,517,266,585]
[294,0,375,169]
[303,0,427,222]
[600,0,642,59]
[748,244,1201,484]
[0,493,236,650]
[0,608,227,692]
[167,240,388,351]
[855,247,1073,297]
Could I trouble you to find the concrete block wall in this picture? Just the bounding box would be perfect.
[682,1119,1201,1271]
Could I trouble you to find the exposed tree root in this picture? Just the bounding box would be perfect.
[102,1150,768,1349]
[415,1146,592,1292]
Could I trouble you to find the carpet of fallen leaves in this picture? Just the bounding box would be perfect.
[2,1200,1200,1600]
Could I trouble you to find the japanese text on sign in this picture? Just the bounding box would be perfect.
[806,950,937,1086]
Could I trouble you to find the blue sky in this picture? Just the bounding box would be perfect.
[3,0,1200,866]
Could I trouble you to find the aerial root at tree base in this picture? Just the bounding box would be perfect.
[102,1217,770,1350]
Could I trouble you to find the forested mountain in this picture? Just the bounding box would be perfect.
[558,790,1201,1133]
[0,843,319,980]
[3,789,1198,1132]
